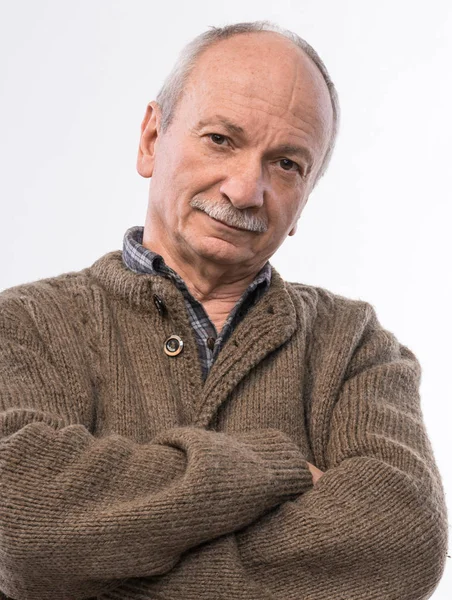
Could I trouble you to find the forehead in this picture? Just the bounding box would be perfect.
[179,32,333,152]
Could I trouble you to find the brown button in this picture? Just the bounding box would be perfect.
[164,335,184,356]
[206,337,216,351]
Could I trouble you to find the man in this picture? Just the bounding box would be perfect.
[0,21,447,600]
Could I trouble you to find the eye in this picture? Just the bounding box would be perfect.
[279,158,300,172]
[209,133,228,146]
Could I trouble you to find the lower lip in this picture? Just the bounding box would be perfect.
[206,214,247,232]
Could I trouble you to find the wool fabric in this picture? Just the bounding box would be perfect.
[122,225,272,381]
[0,249,448,600]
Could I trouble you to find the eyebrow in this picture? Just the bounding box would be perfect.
[196,117,245,137]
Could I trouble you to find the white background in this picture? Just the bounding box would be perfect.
[0,0,451,596]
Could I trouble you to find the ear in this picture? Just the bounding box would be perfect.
[137,101,162,178]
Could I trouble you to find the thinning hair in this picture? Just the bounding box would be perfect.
[156,21,340,187]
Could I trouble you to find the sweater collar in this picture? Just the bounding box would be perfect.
[121,224,272,308]
[88,246,300,425]
[88,247,294,322]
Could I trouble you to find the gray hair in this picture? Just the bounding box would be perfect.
[156,21,340,187]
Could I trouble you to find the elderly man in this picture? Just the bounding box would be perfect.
[0,21,447,600]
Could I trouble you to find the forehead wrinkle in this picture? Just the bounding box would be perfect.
[224,49,315,123]
[191,72,325,155]
[220,92,320,142]
[211,77,321,133]
[286,62,304,124]
[197,62,318,114]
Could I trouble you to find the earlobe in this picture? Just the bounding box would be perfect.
[289,195,310,236]
[136,101,161,178]
[289,222,298,236]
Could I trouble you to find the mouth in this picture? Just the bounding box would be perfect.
[204,212,251,232]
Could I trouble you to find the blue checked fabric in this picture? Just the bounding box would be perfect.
[122,225,272,381]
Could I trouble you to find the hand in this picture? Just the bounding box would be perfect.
[306,461,325,485]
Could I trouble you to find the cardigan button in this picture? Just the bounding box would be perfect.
[164,335,184,356]
[153,294,167,316]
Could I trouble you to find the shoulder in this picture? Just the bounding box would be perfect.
[0,268,86,315]
[284,280,420,381]
[0,251,118,326]
[284,279,378,332]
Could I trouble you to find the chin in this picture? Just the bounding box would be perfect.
[190,236,254,265]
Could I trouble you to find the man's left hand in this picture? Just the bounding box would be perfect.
[306,461,324,485]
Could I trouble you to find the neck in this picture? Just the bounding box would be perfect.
[142,227,267,310]
[146,240,261,302]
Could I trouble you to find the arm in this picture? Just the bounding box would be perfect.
[235,304,448,600]
[0,293,312,600]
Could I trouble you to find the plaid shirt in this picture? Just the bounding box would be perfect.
[122,226,272,381]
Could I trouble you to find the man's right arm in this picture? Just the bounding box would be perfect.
[0,293,312,600]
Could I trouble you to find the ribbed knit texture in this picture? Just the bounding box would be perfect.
[0,249,448,600]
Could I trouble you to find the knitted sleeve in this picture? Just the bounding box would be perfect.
[235,303,448,600]
[0,293,312,600]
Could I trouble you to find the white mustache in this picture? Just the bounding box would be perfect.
[190,197,268,233]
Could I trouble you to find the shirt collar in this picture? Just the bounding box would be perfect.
[122,225,272,288]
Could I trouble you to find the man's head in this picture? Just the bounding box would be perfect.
[137,21,338,275]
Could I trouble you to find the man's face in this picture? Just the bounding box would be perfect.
[139,31,333,272]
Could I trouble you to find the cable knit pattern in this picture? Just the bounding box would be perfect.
[0,249,448,600]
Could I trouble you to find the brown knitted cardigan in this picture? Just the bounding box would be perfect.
[0,249,448,600]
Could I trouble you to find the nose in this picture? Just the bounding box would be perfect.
[219,158,266,210]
